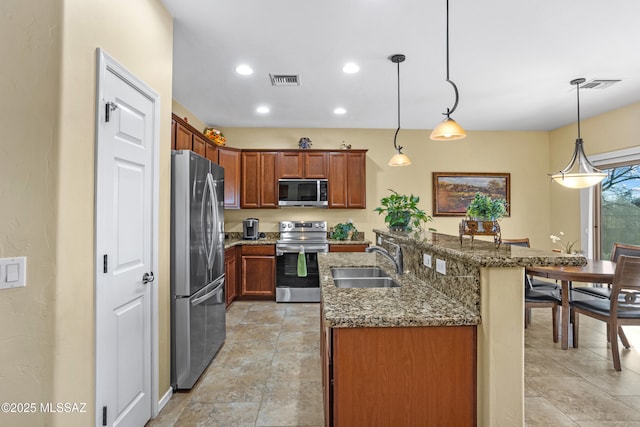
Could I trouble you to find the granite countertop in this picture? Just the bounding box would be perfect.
[224,237,278,249]
[373,228,587,268]
[319,252,480,328]
[224,237,371,249]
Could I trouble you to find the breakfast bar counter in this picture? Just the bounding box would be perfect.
[319,230,586,427]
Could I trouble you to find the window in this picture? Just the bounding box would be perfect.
[580,147,640,260]
[595,163,640,259]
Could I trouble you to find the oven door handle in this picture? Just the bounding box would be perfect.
[276,244,328,256]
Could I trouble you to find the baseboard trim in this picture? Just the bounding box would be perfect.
[157,387,173,416]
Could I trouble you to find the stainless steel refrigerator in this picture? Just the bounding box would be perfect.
[171,150,226,390]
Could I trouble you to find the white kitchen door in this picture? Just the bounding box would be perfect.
[95,49,160,427]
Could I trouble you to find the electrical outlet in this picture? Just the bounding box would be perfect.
[436,258,446,275]
[423,254,432,268]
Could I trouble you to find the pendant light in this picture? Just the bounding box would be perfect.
[550,78,606,189]
[430,0,466,141]
[388,54,411,167]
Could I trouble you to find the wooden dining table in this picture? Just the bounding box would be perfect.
[526,260,616,350]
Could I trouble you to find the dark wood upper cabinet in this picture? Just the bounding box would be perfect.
[328,152,348,208]
[346,151,366,208]
[218,147,241,209]
[278,151,328,179]
[175,121,193,151]
[328,151,367,209]
[241,151,278,209]
[171,116,367,210]
[305,152,328,178]
[278,152,304,178]
[260,152,278,208]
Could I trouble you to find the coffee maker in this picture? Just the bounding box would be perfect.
[243,218,260,240]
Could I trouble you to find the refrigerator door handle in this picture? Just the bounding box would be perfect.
[201,173,214,270]
[190,276,225,307]
[208,172,219,269]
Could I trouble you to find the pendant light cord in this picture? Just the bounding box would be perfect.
[444,0,460,117]
[394,58,402,150]
[576,81,581,140]
[390,54,405,151]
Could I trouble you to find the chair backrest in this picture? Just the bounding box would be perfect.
[502,238,534,289]
[611,255,640,317]
[502,238,530,248]
[611,242,640,262]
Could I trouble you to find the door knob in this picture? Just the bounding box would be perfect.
[142,272,155,284]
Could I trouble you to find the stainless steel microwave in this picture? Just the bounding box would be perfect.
[278,179,328,207]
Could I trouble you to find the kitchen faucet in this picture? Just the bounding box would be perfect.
[366,240,404,274]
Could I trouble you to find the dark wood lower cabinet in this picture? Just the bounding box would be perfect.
[224,246,238,307]
[322,323,477,426]
[240,245,276,299]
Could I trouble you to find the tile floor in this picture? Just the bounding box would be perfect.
[147,301,640,426]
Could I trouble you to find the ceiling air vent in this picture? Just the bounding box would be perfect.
[580,79,622,90]
[269,74,301,87]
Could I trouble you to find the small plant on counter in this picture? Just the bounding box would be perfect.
[374,189,433,232]
[466,192,508,221]
[550,232,578,254]
[332,222,358,240]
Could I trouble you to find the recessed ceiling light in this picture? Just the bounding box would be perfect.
[334,107,347,115]
[342,63,360,74]
[256,106,270,114]
[235,64,254,75]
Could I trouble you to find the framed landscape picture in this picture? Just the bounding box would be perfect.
[432,172,511,217]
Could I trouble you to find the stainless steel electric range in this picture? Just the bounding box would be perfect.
[275,220,328,302]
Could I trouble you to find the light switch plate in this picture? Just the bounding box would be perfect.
[423,254,432,268]
[0,257,26,289]
[436,258,446,275]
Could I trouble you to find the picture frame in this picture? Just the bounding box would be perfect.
[432,172,511,217]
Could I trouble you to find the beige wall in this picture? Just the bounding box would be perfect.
[0,1,61,426]
[1,1,172,426]
[220,127,553,247]
[172,99,207,132]
[55,1,173,425]
[549,102,640,249]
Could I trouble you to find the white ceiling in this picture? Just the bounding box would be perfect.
[160,0,640,132]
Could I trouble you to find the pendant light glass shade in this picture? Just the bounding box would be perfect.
[550,139,606,188]
[388,54,411,167]
[430,117,467,140]
[550,78,606,189]
[388,150,412,167]
[431,0,466,141]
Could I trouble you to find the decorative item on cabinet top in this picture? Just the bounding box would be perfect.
[298,137,312,149]
[203,127,226,146]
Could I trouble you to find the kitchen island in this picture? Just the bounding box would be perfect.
[319,230,586,426]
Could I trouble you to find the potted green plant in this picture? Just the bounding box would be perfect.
[466,192,508,221]
[332,222,358,240]
[375,189,433,231]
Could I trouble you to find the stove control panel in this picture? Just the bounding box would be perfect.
[279,221,327,232]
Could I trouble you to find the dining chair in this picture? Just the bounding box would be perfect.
[502,238,559,290]
[571,255,640,371]
[502,238,560,342]
[573,242,640,298]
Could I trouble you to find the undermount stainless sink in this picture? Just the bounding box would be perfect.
[333,277,401,289]
[330,267,391,279]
